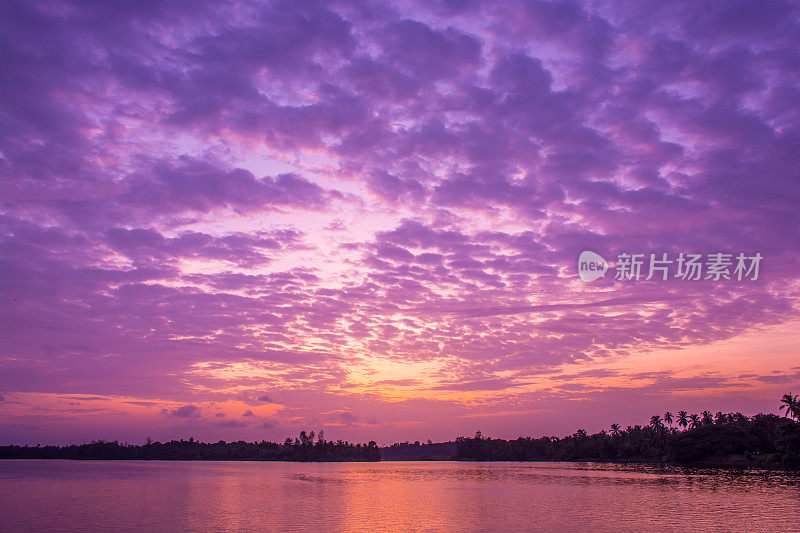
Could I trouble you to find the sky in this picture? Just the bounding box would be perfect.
[1,0,799,446]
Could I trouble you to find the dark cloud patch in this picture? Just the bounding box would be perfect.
[376,19,481,81]
[105,227,302,268]
[218,419,249,428]
[755,374,795,384]
[334,411,359,425]
[434,377,521,392]
[121,159,329,216]
[168,405,201,418]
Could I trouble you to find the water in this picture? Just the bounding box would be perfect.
[0,460,798,532]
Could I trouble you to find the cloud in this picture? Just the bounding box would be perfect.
[120,159,330,216]
[104,226,303,268]
[754,375,794,384]
[374,379,420,386]
[168,405,201,418]
[434,377,522,392]
[218,419,249,428]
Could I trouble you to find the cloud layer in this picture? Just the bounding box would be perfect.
[1,0,798,444]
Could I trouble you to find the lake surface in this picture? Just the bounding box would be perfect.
[0,460,798,532]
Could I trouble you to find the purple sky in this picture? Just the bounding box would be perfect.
[1,0,799,445]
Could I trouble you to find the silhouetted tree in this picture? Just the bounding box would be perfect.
[677,411,688,429]
[780,393,799,421]
[650,415,663,430]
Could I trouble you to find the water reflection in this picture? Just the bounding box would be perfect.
[0,460,798,532]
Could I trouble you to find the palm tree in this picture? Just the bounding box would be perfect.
[677,411,689,429]
[689,414,700,429]
[610,423,621,436]
[649,415,663,430]
[664,411,673,427]
[780,393,799,421]
[701,411,713,425]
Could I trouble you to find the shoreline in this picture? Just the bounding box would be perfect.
[1,457,798,472]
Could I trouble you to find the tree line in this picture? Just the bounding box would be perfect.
[0,430,381,461]
[384,394,800,467]
[2,395,798,466]
[453,396,800,468]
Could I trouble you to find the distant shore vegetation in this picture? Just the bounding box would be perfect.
[0,430,380,462]
[388,395,800,468]
[2,395,799,468]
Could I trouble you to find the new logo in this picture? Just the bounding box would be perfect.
[578,251,608,282]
